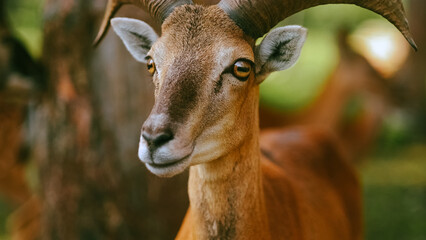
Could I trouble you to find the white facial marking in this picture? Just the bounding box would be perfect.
[138,134,151,163]
[215,44,254,72]
[138,113,195,177]
[145,156,191,178]
[149,113,167,124]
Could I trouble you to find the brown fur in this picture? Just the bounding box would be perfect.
[160,6,362,239]
[176,126,362,239]
[132,5,362,240]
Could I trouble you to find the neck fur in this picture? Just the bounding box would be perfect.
[188,96,270,239]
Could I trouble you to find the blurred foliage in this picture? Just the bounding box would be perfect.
[376,110,417,155]
[361,145,426,239]
[5,0,44,58]
[0,197,14,239]
[259,5,382,111]
[364,186,426,239]
[1,1,43,238]
[341,95,365,125]
[362,145,426,186]
[260,30,339,111]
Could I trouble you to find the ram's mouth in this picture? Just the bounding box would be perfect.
[144,154,192,178]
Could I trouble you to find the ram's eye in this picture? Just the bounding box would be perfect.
[233,60,252,81]
[147,57,156,75]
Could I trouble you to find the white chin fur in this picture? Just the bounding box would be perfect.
[145,156,191,178]
[138,134,194,177]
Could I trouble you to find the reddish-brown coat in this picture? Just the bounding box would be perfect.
[177,127,362,240]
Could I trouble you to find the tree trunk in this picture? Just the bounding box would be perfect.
[34,0,188,239]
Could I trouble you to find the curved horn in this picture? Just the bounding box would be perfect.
[93,0,193,47]
[218,0,417,50]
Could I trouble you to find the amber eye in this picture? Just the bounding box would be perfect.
[233,60,252,81]
[147,57,156,75]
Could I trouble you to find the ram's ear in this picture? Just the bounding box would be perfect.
[111,17,158,63]
[254,26,307,82]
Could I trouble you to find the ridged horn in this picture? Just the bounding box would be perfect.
[93,0,193,47]
[218,0,417,50]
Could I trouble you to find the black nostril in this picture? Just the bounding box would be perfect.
[142,129,174,148]
[142,132,152,143]
[153,130,173,146]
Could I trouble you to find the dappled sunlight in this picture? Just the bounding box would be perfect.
[349,20,410,78]
[366,35,393,60]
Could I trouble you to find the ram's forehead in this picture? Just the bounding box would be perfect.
[157,5,255,65]
[162,5,250,47]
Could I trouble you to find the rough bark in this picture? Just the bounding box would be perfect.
[34,0,188,239]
